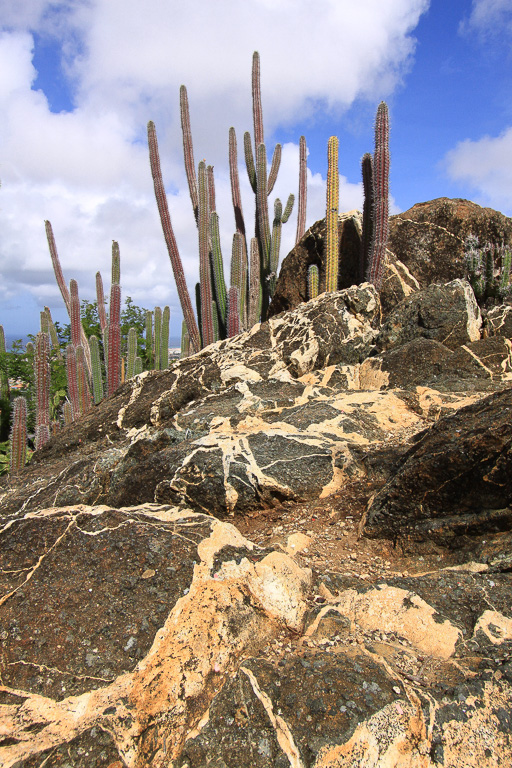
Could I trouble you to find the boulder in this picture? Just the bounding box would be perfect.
[377,279,482,352]
[362,386,512,549]
[388,197,512,289]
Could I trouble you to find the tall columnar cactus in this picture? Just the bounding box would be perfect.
[209,211,228,331]
[180,85,199,223]
[198,161,215,346]
[45,220,92,375]
[295,135,307,245]
[248,237,261,329]
[66,344,80,419]
[325,136,339,293]
[69,279,82,349]
[145,310,153,369]
[89,334,104,404]
[96,272,108,333]
[230,232,248,329]
[43,307,63,358]
[229,127,247,242]
[181,320,190,359]
[0,325,9,401]
[147,121,201,353]
[126,327,138,379]
[34,332,51,451]
[227,287,240,338]
[107,283,121,395]
[360,152,373,282]
[111,241,121,285]
[76,345,92,415]
[9,396,27,475]
[161,306,170,369]
[307,264,320,300]
[154,306,162,371]
[366,101,390,290]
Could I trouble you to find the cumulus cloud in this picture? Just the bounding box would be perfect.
[460,0,512,37]
[0,0,429,336]
[444,127,512,214]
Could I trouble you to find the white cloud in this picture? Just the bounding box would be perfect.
[0,0,428,336]
[444,127,512,215]
[460,0,512,37]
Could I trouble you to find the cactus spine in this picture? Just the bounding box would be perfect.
[9,396,27,475]
[325,136,339,293]
[366,102,390,290]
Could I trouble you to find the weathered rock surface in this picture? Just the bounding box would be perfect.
[2,253,512,766]
[363,386,512,550]
[388,197,512,289]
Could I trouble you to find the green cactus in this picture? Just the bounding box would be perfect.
[154,306,162,371]
[360,152,373,282]
[126,328,138,379]
[198,161,215,347]
[209,211,228,331]
[161,306,170,369]
[308,264,320,300]
[295,136,307,245]
[325,136,339,293]
[181,320,190,359]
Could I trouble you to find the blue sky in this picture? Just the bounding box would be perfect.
[1,0,511,341]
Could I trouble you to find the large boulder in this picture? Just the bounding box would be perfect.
[388,197,512,289]
[362,386,512,550]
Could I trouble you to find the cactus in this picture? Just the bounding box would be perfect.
[96,272,108,333]
[9,396,27,475]
[248,237,262,329]
[126,327,138,379]
[360,152,373,281]
[0,325,10,401]
[63,400,74,425]
[145,310,153,369]
[366,102,390,289]
[230,232,248,329]
[66,344,80,419]
[180,85,199,223]
[89,335,104,404]
[34,332,51,450]
[45,220,92,375]
[107,283,121,395]
[76,345,92,415]
[227,287,240,337]
[267,143,282,195]
[111,241,121,285]
[295,136,307,245]
[198,161,215,347]
[147,120,201,353]
[154,306,162,371]
[43,307,63,358]
[181,320,190,358]
[325,136,339,293]
[307,264,320,300]
[134,357,143,376]
[209,212,228,330]
[161,306,170,369]
[69,279,82,348]
[229,127,247,240]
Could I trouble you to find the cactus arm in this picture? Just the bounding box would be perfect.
[229,127,247,238]
[76,345,92,414]
[209,212,228,327]
[267,143,281,195]
[366,102,390,290]
[256,143,271,271]
[66,344,80,419]
[281,193,295,224]
[126,327,137,379]
[295,135,307,245]
[145,310,153,369]
[147,120,201,353]
[231,232,247,329]
[45,220,71,315]
[198,161,215,347]
[252,51,264,148]
[180,85,199,224]
[244,131,257,193]
[95,272,108,333]
[269,199,283,297]
[111,241,120,285]
[325,136,339,293]
[69,280,82,349]
[207,165,217,214]
[181,320,190,358]
[44,307,63,358]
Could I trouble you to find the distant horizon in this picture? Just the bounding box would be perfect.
[2,331,183,352]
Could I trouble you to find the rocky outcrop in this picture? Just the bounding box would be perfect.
[2,259,512,766]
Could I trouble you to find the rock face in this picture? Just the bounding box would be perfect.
[2,253,512,767]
